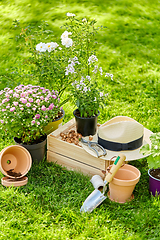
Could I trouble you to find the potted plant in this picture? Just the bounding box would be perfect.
[61,14,113,136]
[141,132,160,196]
[0,84,62,162]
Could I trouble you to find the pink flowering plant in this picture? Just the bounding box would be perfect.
[0,85,62,144]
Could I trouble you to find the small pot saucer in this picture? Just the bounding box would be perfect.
[1,176,28,187]
[107,191,134,203]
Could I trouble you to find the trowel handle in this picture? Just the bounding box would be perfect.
[104,153,126,183]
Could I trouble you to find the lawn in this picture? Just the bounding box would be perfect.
[0,0,160,239]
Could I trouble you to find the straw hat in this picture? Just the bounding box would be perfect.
[81,116,153,161]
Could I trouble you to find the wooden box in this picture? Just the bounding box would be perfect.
[47,118,109,177]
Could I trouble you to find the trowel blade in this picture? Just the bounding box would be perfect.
[80,189,107,213]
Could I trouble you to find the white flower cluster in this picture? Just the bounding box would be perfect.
[61,30,73,48]
[36,42,59,53]
[65,56,80,75]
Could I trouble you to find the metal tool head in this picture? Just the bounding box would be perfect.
[80,189,107,213]
[81,138,107,158]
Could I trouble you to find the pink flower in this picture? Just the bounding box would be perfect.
[28,90,33,94]
[35,114,40,119]
[42,89,47,93]
[40,96,44,100]
[20,98,27,104]
[31,120,35,124]
[2,99,7,104]
[8,90,13,94]
[41,105,46,111]
[45,97,49,102]
[28,98,33,102]
[52,95,57,99]
[0,120,4,124]
[10,107,15,112]
[32,107,36,111]
[45,115,48,118]
[13,93,19,98]
[2,109,6,112]
[37,121,40,125]
[36,99,40,104]
[26,103,31,107]
[49,103,54,110]
[20,107,24,111]
[20,92,26,98]
[13,101,18,106]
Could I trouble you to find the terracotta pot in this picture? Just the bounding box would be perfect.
[0,145,32,179]
[108,164,141,203]
[14,135,47,163]
[44,109,65,135]
[73,109,100,137]
[148,169,160,196]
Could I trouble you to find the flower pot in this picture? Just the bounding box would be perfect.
[44,109,65,135]
[0,145,32,187]
[73,109,100,137]
[108,164,141,203]
[14,135,47,163]
[148,169,160,196]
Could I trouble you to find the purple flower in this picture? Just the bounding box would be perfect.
[10,107,15,112]
[41,105,46,111]
[52,95,57,99]
[35,114,40,119]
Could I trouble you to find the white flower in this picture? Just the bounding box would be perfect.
[92,65,98,74]
[154,145,158,150]
[99,67,103,75]
[46,42,59,52]
[36,42,47,52]
[88,55,98,65]
[67,12,76,17]
[83,87,88,92]
[61,37,73,48]
[86,75,91,81]
[61,31,72,39]
[100,92,103,97]
[82,18,87,22]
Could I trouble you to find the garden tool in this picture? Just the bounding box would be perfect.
[81,138,107,158]
[80,153,126,213]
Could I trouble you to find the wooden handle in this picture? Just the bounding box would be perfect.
[104,153,126,183]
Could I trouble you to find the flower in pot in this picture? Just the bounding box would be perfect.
[140,132,160,196]
[0,84,62,162]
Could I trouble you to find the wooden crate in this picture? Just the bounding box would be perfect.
[47,118,109,177]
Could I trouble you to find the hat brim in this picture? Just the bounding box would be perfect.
[81,127,153,161]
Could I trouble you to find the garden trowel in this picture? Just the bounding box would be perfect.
[80,153,126,213]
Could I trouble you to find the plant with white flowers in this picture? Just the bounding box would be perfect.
[0,85,62,144]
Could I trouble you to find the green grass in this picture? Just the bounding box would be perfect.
[0,0,160,239]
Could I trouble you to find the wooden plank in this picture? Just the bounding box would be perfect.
[47,150,104,177]
[47,136,106,170]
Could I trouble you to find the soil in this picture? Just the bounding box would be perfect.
[52,110,63,121]
[150,168,160,180]
[6,169,22,178]
[14,134,46,145]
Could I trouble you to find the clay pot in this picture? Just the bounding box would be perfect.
[108,164,141,203]
[0,145,32,187]
[73,109,100,137]
[44,109,65,135]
